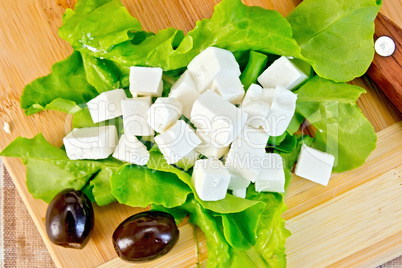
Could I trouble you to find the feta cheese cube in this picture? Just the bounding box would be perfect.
[242,84,262,104]
[129,66,163,97]
[188,47,240,93]
[147,97,182,133]
[112,134,150,165]
[63,125,118,160]
[257,56,308,90]
[228,174,250,190]
[191,90,248,147]
[242,85,275,107]
[232,188,247,199]
[255,153,285,193]
[262,86,297,137]
[295,145,335,186]
[242,102,270,129]
[175,150,200,171]
[122,97,154,136]
[87,89,127,123]
[154,120,202,164]
[191,159,230,201]
[240,84,270,128]
[195,131,230,159]
[261,88,276,105]
[239,125,269,150]
[224,137,265,182]
[168,71,200,118]
[211,72,245,104]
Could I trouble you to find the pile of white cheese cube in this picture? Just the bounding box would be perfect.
[63,47,335,201]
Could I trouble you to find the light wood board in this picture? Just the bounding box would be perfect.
[0,0,401,267]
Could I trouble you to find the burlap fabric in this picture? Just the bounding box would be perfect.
[0,159,55,267]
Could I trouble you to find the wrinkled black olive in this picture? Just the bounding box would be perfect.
[45,189,94,249]
[113,211,179,262]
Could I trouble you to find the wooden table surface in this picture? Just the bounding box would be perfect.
[0,0,401,267]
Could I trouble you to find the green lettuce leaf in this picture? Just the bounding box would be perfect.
[150,203,189,225]
[268,131,288,147]
[286,113,305,135]
[0,134,99,202]
[294,76,377,172]
[213,202,264,250]
[161,188,289,267]
[98,27,186,70]
[240,51,268,90]
[20,51,98,115]
[181,197,232,268]
[287,0,382,82]
[87,157,124,206]
[230,186,290,268]
[82,183,96,203]
[59,0,301,70]
[74,0,113,14]
[81,53,127,93]
[268,133,297,153]
[110,165,192,208]
[0,134,123,205]
[202,194,263,216]
[176,0,301,62]
[59,0,142,52]
[24,159,97,203]
[71,107,98,129]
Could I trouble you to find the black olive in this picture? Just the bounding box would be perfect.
[45,189,94,249]
[112,211,179,262]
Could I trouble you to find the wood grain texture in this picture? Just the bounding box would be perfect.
[367,13,402,113]
[0,0,401,268]
[286,165,402,268]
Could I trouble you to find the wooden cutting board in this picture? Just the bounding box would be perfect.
[0,0,401,267]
